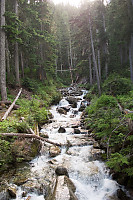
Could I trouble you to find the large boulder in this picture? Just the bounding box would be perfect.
[58,126,66,133]
[8,185,17,198]
[117,189,131,200]
[49,146,61,157]
[53,176,78,200]
[56,107,67,115]
[74,128,81,134]
[78,101,86,112]
[11,139,42,162]
[55,166,69,177]
[60,106,71,112]
[66,97,77,106]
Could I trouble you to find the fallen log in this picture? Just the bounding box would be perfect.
[0,133,62,147]
[1,88,22,121]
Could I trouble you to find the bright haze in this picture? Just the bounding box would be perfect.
[52,0,82,7]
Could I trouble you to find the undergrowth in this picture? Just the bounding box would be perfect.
[85,75,133,186]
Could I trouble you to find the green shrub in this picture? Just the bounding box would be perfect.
[0,119,18,133]
[0,139,13,171]
[102,74,132,95]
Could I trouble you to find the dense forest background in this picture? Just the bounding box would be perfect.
[0,0,133,98]
[1,0,133,190]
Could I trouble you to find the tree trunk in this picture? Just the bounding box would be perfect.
[120,45,123,65]
[14,0,20,86]
[40,22,46,81]
[97,49,101,81]
[89,54,93,85]
[105,61,108,79]
[129,35,133,83]
[20,52,24,78]
[6,38,11,79]
[101,0,109,79]
[69,38,73,85]
[0,0,7,101]
[89,15,101,95]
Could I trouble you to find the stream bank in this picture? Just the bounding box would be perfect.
[0,86,132,200]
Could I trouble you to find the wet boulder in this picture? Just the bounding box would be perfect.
[49,145,61,157]
[73,110,78,115]
[56,107,67,115]
[74,128,81,134]
[22,191,27,197]
[53,176,78,200]
[40,129,49,138]
[58,126,66,133]
[117,189,131,200]
[79,105,85,112]
[66,97,77,105]
[12,139,42,161]
[93,142,100,149]
[8,185,17,198]
[60,105,71,112]
[70,114,75,118]
[55,166,69,177]
[71,102,77,108]
[21,180,43,195]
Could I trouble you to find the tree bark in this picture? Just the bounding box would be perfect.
[97,49,101,81]
[1,88,22,121]
[6,38,11,79]
[89,15,101,95]
[14,0,20,86]
[0,0,7,101]
[20,52,24,78]
[129,35,133,83]
[89,54,93,85]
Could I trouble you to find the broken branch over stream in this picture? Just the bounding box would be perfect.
[0,133,61,147]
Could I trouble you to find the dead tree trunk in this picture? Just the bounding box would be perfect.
[89,54,93,85]
[1,88,22,121]
[129,35,133,83]
[89,15,101,95]
[97,49,101,81]
[14,0,20,86]
[6,38,11,79]
[20,51,24,78]
[0,0,7,101]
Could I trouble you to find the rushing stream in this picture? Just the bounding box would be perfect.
[0,87,131,200]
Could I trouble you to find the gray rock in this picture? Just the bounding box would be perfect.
[49,146,61,157]
[71,102,77,108]
[57,107,67,115]
[55,166,69,177]
[8,185,17,198]
[117,189,131,200]
[53,176,78,200]
[66,97,77,105]
[61,106,71,112]
[58,126,66,133]
[74,128,81,134]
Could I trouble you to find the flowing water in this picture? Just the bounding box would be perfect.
[0,88,130,200]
